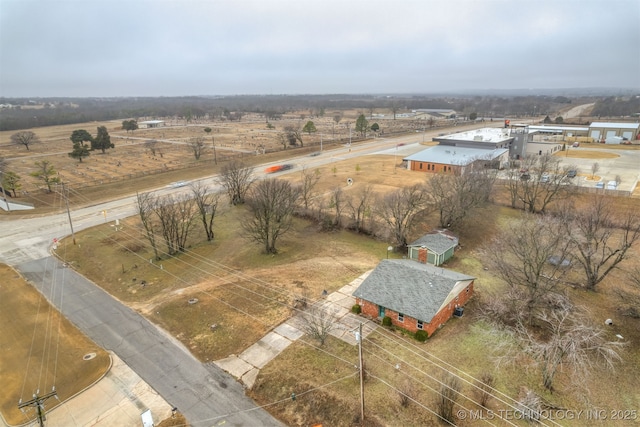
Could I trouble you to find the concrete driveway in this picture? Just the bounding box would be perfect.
[215,272,377,389]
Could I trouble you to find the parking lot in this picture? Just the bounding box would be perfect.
[555,146,640,194]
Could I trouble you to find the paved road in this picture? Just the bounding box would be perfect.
[0,124,495,426]
[16,256,282,427]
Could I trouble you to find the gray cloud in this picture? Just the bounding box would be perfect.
[1,0,638,97]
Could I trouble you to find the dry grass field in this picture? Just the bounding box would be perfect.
[6,117,640,425]
[0,264,110,426]
[53,150,640,425]
[0,110,435,207]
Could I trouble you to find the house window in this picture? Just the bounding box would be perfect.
[419,163,423,169]
[398,313,404,322]
[417,321,423,330]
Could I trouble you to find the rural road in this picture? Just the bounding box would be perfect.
[0,122,500,426]
[16,256,281,427]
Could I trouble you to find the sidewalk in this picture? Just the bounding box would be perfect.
[2,353,173,427]
[215,271,376,388]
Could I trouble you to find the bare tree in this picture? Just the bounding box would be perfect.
[152,194,198,256]
[144,140,158,156]
[299,166,321,210]
[217,160,255,205]
[375,184,428,249]
[11,131,41,151]
[190,181,221,241]
[243,178,301,254]
[559,197,640,291]
[397,379,416,408]
[188,137,206,160]
[426,160,496,228]
[591,162,600,179]
[347,184,374,233]
[30,160,60,193]
[283,124,303,147]
[616,266,640,318]
[0,157,7,174]
[518,308,623,391]
[473,372,494,408]
[299,302,337,346]
[330,186,346,228]
[503,165,523,209]
[506,154,571,213]
[136,191,160,260]
[483,214,573,324]
[436,373,461,424]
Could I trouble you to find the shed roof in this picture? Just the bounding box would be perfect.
[404,145,508,166]
[408,233,457,255]
[353,260,474,323]
[589,122,639,130]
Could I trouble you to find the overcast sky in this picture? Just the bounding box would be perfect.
[1,0,639,97]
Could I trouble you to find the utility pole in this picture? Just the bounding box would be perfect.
[62,183,76,245]
[357,322,365,425]
[18,389,57,427]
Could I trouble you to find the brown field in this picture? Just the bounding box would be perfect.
[558,149,620,159]
[0,264,110,425]
[7,117,640,425]
[54,149,640,426]
[0,111,439,204]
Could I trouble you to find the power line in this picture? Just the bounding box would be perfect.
[54,181,547,425]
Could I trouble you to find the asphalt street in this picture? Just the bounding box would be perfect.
[0,122,525,426]
[16,256,282,427]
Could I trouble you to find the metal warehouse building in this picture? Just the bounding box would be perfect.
[589,122,639,142]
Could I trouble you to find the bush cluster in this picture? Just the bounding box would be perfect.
[415,330,429,342]
[351,304,362,314]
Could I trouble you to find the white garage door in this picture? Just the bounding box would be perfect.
[590,130,600,141]
[622,131,633,140]
[606,130,616,138]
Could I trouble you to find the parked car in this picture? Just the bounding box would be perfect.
[566,169,577,178]
[595,182,604,189]
[540,173,550,183]
[607,181,618,189]
[572,142,580,147]
[171,181,188,188]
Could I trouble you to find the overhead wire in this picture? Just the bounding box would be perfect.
[54,177,544,424]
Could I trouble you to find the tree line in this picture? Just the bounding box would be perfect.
[3,93,630,131]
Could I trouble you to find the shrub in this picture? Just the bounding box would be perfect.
[352,304,362,314]
[382,316,392,327]
[415,330,428,342]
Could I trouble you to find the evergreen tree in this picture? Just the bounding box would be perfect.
[355,114,369,138]
[92,126,114,153]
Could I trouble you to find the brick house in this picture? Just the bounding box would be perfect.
[407,230,458,266]
[352,259,474,337]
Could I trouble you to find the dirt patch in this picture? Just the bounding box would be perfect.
[556,149,620,159]
[0,264,110,425]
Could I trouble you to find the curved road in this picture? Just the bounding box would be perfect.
[0,123,495,426]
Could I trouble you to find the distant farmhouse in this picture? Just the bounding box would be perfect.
[353,260,474,337]
[139,120,165,129]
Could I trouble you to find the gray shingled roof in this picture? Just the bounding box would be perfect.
[408,233,457,255]
[353,260,474,323]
